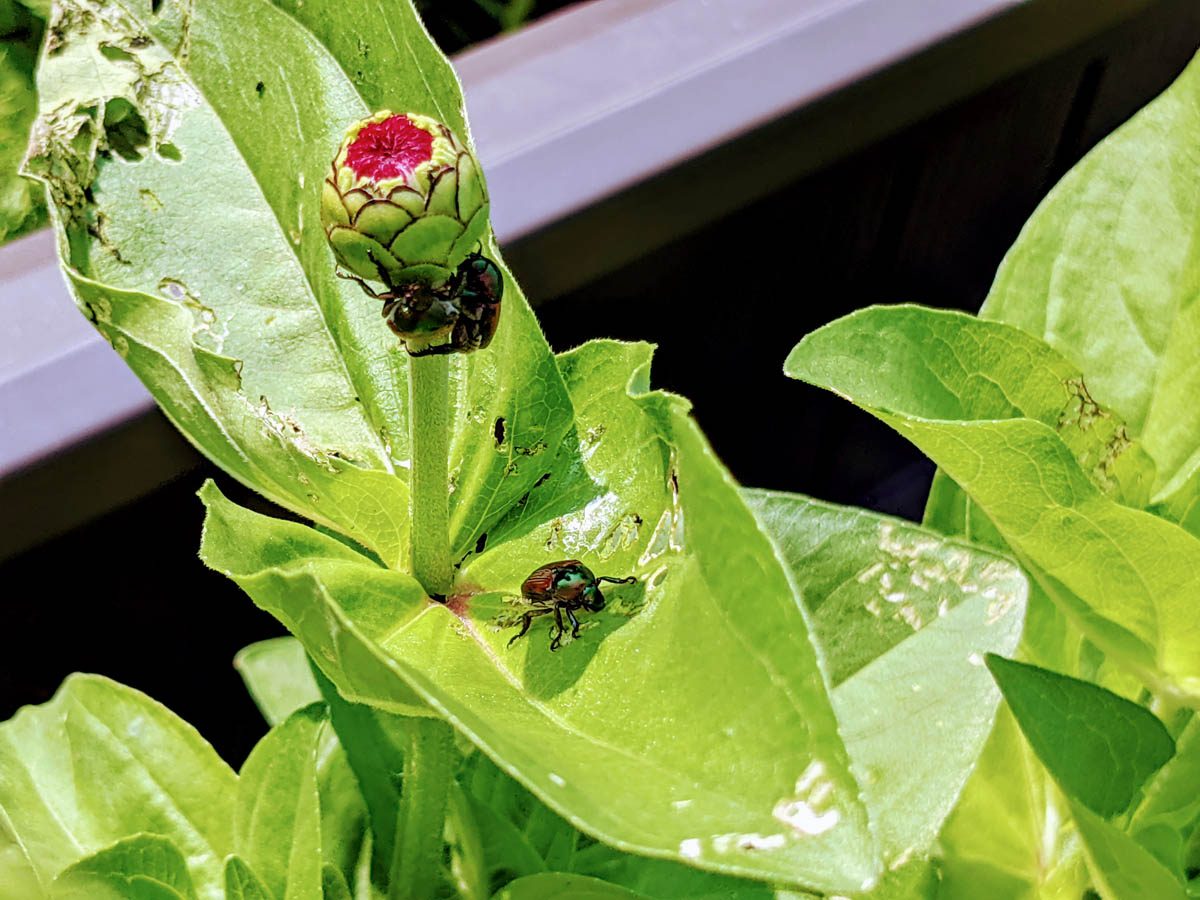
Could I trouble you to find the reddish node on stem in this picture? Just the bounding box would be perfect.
[344,114,434,182]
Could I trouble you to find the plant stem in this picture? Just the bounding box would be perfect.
[409,354,452,593]
[389,718,456,900]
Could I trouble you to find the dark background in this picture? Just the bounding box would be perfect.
[4,0,1200,767]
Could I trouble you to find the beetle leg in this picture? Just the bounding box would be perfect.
[550,606,566,651]
[336,269,387,300]
[507,613,534,647]
[507,606,550,647]
[565,607,582,638]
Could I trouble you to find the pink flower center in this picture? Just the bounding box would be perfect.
[345,114,433,182]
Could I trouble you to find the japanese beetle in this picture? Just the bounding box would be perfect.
[508,560,636,651]
[341,251,503,355]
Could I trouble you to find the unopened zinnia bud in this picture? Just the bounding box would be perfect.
[321,111,488,288]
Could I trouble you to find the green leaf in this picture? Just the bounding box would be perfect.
[1071,799,1188,900]
[1131,717,1200,874]
[0,42,45,244]
[785,304,1200,696]
[51,833,197,900]
[26,0,574,570]
[222,856,273,900]
[27,0,422,567]
[235,704,325,900]
[492,874,653,900]
[985,654,1174,817]
[0,674,235,900]
[235,637,323,726]
[200,339,882,894]
[979,51,1200,503]
[745,490,1025,866]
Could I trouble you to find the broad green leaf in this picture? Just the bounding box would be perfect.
[1,40,45,244]
[26,0,414,566]
[1131,717,1200,875]
[52,833,197,900]
[745,489,1025,864]
[1071,800,1188,900]
[785,305,1200,696]
[980,51,1200,503]
[493,874,653,900]
[235,704,325,900]
[0,674,235,900]
[235,637,322,726]
[25,0,573,569]
[201,339,882,894]
[986,655,1174,817]
[223,856,273,900]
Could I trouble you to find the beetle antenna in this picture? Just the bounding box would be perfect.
[597,575,637,585]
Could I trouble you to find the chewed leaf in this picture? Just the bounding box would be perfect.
[748,490,1026,865]
[981,51,1200,502]
[201,339,884,895]
[787,304,1200,698]
[26,0,573,571]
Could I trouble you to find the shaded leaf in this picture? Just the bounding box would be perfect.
[0,41,45,244]
[986,654,1174,818]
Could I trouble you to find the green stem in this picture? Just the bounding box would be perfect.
[389,718,456,900]
[409,354,452,593]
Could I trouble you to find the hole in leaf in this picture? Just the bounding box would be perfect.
[475,532,487,554]
[255,81,265,97]
[99,44,135,62]
[150,0,164,13]
[533,471,551,488]
[103,99,150,161]
[493,417,506,447]
[157,143,183,162]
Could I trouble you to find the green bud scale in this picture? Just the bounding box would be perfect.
[321,111,489,288]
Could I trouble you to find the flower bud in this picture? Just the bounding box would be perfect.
[321,111,488,288]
